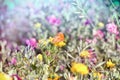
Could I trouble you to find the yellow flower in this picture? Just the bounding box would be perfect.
[54,41,66,47]
[98,22,104,28]
[48,37,54,43]
[37,54,43,61]
[93,72,102,80]
[70,62,89,75]
[106,59,115,68]
[34,22,41,28]
[0,72,12,80]
[48,73,60,80]
[39,39,48,45]
[80,50,90,58]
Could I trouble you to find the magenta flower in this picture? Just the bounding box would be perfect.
[116,36,120,40]
[88,49,97,64]
[86,38,97,44]
[84,19,91,25]
[11,57,17,65]
[94,30,104,39]
[106,23,119,35]
[25,38,37,48]
[12,74,22,80]
[59,65,64,71]
[47,15,61,26]
[92,38,97,43]
[86,38,92,44]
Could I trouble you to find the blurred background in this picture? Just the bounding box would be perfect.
[0,0,120,45]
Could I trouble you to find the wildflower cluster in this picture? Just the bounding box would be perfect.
[0,0,120,80]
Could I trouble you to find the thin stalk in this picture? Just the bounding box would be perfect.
[75,0,96,28]
[0,62,2,72]
[112,34,116,49]
[80,75,83,80]
[109,0,120,26]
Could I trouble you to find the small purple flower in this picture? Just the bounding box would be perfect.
[88,50,97,64]
[84,19,91,25]
[59,65,64,71]
[25,38,37,48]
[46,15,61,26]
[11,57,17,65]
[106,23,119,35]
[89,58,97,64]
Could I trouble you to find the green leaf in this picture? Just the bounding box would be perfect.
[118,40,120,44]
[95,61,105,68]
[31,64,37,70]
[113,1,120,7]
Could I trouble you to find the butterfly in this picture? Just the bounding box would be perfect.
[52,32,65,44]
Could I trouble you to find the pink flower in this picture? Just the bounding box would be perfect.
[92,38,97,43]
[106,23,119,35]
[11,58,17,65]
[12,74,22,80]
[59,65,64,71]
[88,49,97,64]
[116,35,120,40]
[94,30,104,39]
[25,38,37,48]
[86,38,97,44]
[86,38,92,44]
[47,15,61,26]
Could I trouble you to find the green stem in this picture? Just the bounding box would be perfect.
[112,34,115,49]
[75,0,96,28]
[0,62,2,72]
[109,0,120,26]
[80,75,83,80]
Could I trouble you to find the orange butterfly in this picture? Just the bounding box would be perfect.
[52,32,64,44]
